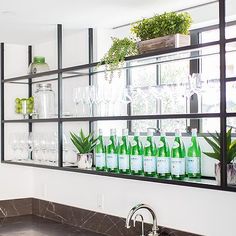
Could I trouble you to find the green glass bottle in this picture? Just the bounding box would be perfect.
[143,129,157,177]
[118,128,130,174]
[187,129,201,178]
[95,129,106,171]
[130,130,143,175]
[171,129,185,180]
[156,131,171,178]
[106,129,118,172]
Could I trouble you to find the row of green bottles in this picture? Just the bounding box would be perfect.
[95,128,201,179]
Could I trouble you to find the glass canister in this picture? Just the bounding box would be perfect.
[34,83,55,118]
[28,56,50,74]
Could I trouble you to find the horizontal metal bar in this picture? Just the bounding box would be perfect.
[225,77,236,82]
[2,41,221,83]
[2,161,230,192]
[225,37,236,44]
[2,118,59,123]
[2,113,221,123]
[226,113,236,117]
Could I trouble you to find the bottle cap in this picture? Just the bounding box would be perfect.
[33,56,45,64]
[133,129,139,136]
[160,129,166,137]
[192,128,197,136]
[147,129,154,137]
[122,128,128,136]
[175,129,181,137]
[110,128,116,135]
[98,129,103,135]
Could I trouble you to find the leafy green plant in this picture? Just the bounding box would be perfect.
[98,37,138,81]
[203,128,236,164]
[131,12,192,41]
[70,129,98,154]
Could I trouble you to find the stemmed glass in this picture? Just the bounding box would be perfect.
[120,87,132,115]
[88,86,96,117]
[103,82,113,116]
[73,87,83,117]
[94,85,104,116]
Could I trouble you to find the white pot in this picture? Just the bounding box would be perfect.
[77,153,93,169]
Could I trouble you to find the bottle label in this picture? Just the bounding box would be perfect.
[171,158,185,175]
[157,157,170,174]
[187,157,200,174]
[106,154,118,170]
[95,153,105,168]
[130,155,142,172]
[119,154,129,170]
[143,156,156,173]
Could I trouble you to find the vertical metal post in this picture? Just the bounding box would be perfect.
[219,0,227,188]
[126,62,132,133]
[88,28,94,133]
[189,31,200,132]
[1,43,4,162]
[57,24,63,167]
[28,45,33,159]
[28,45,32,133]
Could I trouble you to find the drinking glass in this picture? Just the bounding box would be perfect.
[73,87,83,117]
[88,86,96,117]
[94,85,104,116]
[103,83,112,116]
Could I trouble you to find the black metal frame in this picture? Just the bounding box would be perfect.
[1,0,236,192]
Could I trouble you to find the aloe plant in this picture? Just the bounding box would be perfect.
[70,129,98,154]
[203,128,236,164]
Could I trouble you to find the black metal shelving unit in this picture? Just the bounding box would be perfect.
[1,0,236,192]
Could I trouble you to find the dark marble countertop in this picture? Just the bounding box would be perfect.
[0,215,105,236]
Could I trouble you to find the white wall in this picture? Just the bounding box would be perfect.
[32,167,235,236]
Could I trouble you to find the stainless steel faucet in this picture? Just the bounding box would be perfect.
[125,204,159,236]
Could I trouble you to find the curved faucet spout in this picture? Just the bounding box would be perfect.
[125,204,158,234]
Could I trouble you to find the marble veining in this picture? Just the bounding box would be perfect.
[0,198,200,236]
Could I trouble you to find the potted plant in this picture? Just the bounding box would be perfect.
[203,128,236,185]
[131,12,192,54]
[98,37,138,82]
[70,129,98,169]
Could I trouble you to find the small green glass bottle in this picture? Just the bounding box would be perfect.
[95,129,106,171]
[187,129,201,178]
[143,129,157,177]
[156,131,171,178]
[106,129,118,173]
[171,129,185,180]
[118,128,130,174]
[130,129,143,175]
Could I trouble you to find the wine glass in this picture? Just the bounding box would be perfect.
[73,87,83,117]
[88,86,96,117]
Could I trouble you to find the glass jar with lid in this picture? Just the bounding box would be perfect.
[34,83,55,118]
[28,56,50,74]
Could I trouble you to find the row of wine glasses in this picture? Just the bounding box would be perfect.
[73,84,132,117]
[10,132,77,165]
[72,74,219,117]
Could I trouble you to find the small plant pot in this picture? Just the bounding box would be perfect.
[215,163,236,185]
[77,153,93,169]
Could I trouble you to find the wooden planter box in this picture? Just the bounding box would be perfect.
[137,34,190,54]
